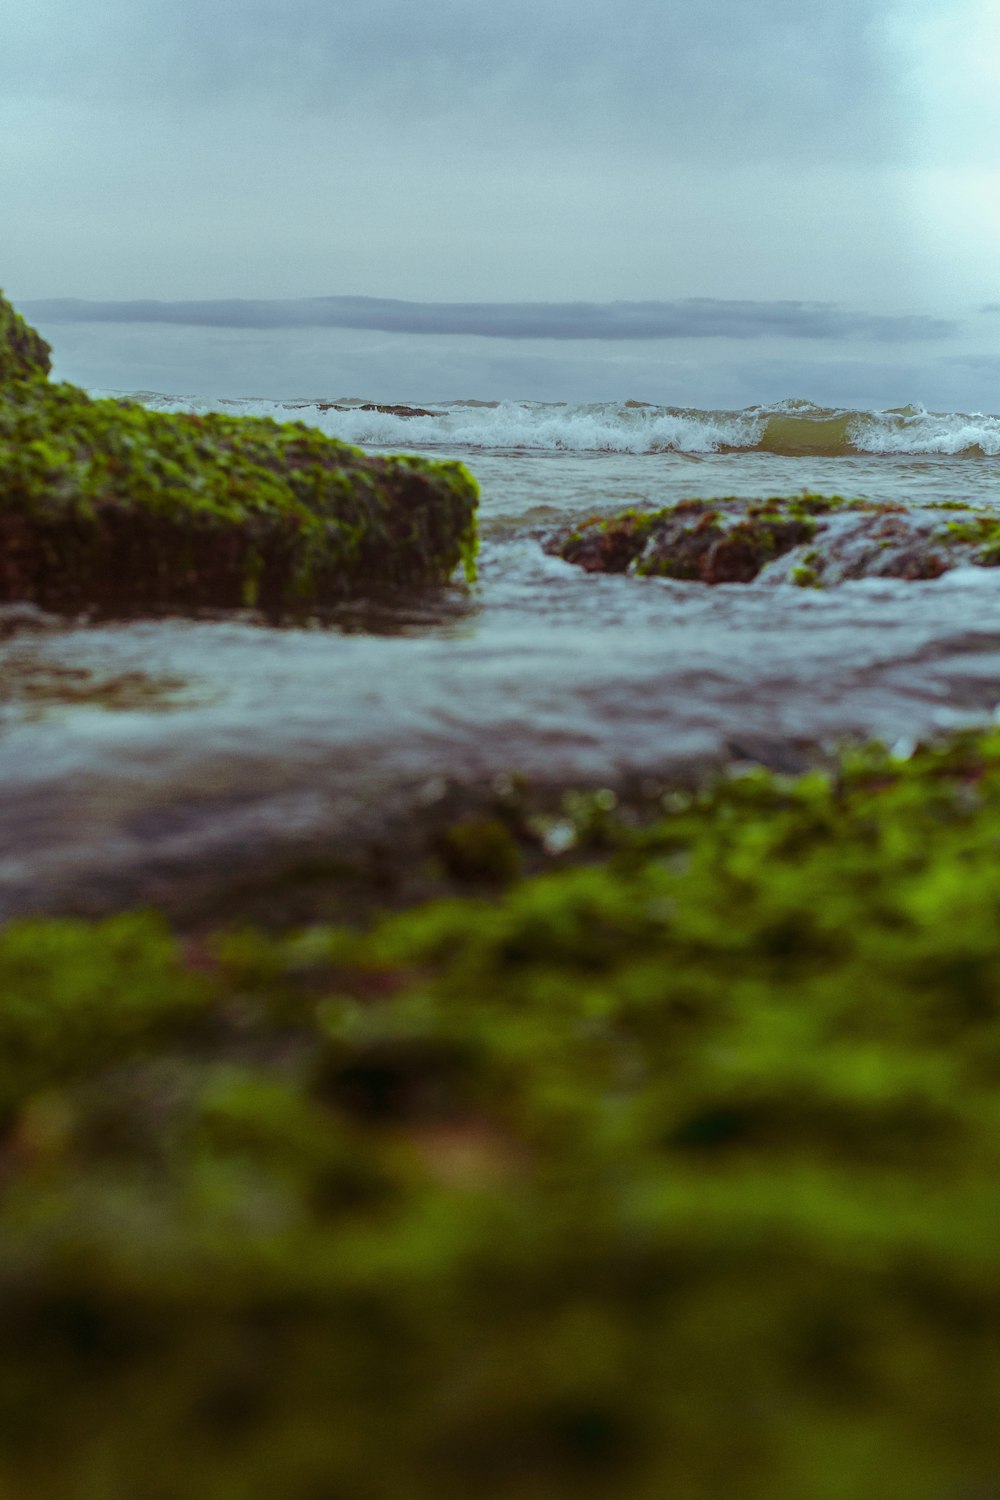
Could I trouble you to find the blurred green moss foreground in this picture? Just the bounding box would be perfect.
[3,730,1000,1499]
[0,290,478,614]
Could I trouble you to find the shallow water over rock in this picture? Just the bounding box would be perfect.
[3,448,1000,919]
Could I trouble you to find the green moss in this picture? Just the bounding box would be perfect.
[784,493,872,517]
[936,515,1000,566]
[558,496,827,585]
[602,500,816,584]
[0,289,51,386]
[558,510,658,573]
[6,731,1000,1495]
[0,294,479,613]
[0,913,207,1119]
[938,517,1000,544]
[552,495,1000,587]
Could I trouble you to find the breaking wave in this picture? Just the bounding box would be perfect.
[108,392,1000,458]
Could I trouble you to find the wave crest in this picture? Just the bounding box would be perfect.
[109,393,1000,458]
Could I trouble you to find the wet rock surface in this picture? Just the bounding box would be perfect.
[0,292,478,615]
[547,494,1000,586]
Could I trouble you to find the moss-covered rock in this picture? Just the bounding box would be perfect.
[0,291,478,614]
[4,729,1000,1497]
[548,494,998,586]
[0,291,51,385]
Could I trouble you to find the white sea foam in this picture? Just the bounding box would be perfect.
[98,392,1000,457]
[848,409,1000,456]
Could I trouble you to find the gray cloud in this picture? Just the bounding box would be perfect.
[5,0,902,164]
[24,297,957,343]
[7,0,988,369]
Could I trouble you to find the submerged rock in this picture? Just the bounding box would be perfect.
[323,402,441,418]
[547,494,1000,586]
[0,291,478,614]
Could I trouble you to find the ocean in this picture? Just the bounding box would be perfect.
[3,393,1000,918]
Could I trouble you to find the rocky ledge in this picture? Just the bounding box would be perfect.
[0,291,478,615]
[547,493,1000,586]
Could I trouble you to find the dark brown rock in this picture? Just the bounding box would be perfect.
[547,495,1000,588]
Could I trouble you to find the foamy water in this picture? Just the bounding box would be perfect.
[3,392,1000,919]
[111,393,1000,457]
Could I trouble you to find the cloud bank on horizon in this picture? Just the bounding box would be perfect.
[23,297,959,343]
[4,0,897,161]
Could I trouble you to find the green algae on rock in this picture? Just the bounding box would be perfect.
[4,729,1000,1498]
[0,293,51,386]
[548,493,1000,586]
[0,290,478,614]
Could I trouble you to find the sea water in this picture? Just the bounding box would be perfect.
[2,396,1000,917]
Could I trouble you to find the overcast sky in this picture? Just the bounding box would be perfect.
[4,0,1000,405]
